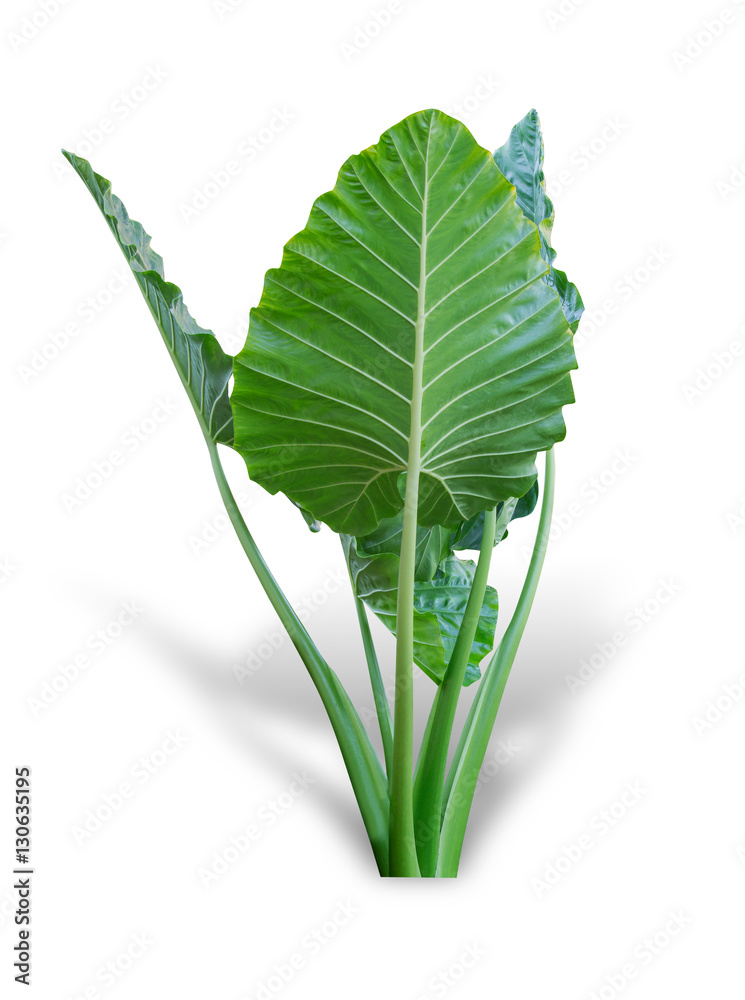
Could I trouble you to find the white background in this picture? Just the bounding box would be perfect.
[3,0,745,997]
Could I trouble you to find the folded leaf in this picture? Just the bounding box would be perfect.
[343,535,497,686]
[62,150,235,446]
[493,110,584,333]
[233,109,577,537]
[345,482,534,677]
[354,513,451,581]
[291,500,322,533]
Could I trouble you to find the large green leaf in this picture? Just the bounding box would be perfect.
[232,109,577,537]
[62,151,235,446]
[493,110,584,334]
[343,533,497,686]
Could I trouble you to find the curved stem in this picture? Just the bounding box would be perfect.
[437,449,556,877]
[441,674,484,813]
[207,440,390,874]
[351,581,393,777]
[412,506,497,876]
[440,499,518,812]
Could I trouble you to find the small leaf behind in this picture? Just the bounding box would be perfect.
[494,110,584,334]
[450,481,539,550]
[355,512,452,581]
[343,530,498,687]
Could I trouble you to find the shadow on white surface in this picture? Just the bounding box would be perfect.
[457,587,611,872]
[139,612,378,868]
[137,577,614,874]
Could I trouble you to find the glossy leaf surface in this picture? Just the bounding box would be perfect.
[233,109,576,536]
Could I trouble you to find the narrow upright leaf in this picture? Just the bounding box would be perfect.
[494,110,584,333]
[63,151,235,446]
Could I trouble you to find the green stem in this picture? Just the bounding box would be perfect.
[207,439,390,875]
[441,674,484,814]
[412,506,497,876]
[389,138,431,878]
[389,456,423,876]
[437,449,556,877]
[390,484,419,877]
[439,498,519,813]
[350,579,393,777]
[413,685,440,792]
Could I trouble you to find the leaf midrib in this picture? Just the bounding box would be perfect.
[409,123,432,493]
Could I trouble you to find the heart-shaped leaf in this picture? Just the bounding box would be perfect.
[232,109,577,536]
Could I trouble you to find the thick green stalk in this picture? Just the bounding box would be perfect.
[412,506,497,876]
[439,498,519,812]
[350,581,393,777]
[389,476,422,876]
[437,450,556,877]
[207,439,390,874]
[413,685,440,792]
[389,142,431,878]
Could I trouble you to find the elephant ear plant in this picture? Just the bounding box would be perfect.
[62,108,582,878]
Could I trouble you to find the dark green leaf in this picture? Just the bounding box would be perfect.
[356,512,451,581]
[343,535,497,686]
[494,109,584,334]
[63,150,235,446]
[450,481,539,550]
